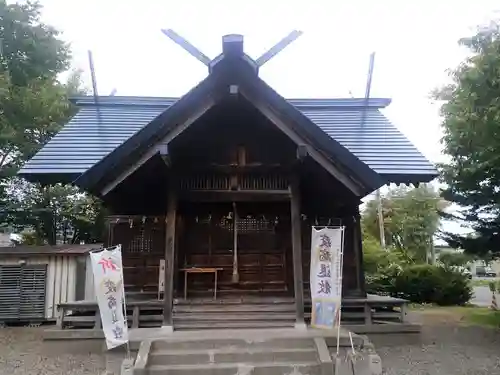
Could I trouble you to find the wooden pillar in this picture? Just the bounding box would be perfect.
[290,178,305,328]
[162,186,177,330]
[232,202,239,283]
[353,206,366,296]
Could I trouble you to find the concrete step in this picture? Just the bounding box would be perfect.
[151,337,316,351]
[148,347,318,366]
[146,361,322,375]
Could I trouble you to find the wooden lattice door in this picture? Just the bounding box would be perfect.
[108,216,165,295]
[178,202,291,295]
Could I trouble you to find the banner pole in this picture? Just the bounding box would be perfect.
[90,244,130,352]
[310,225,345,335]
[117,245,132,358]
[336,226,345,355]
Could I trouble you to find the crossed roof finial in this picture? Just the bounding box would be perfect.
[161,29,303,70]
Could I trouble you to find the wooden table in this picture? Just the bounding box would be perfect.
[180,267,223,300]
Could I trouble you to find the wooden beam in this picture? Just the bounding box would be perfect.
[232,202,239,283]
[100,98,215,196]
[290,177,305,327]
[240,89,364,196]
[296,144,308,161]
[174,163,293,174]
[162,184,177,329]
[237,146,247,166]
[178,190,291,202]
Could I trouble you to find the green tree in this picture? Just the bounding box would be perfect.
[0,1,75,193]
[434,20,500,258]
[0,0,70,86]
[6,180,106,244]
[362,185,444,263]
[438,251,473,267]
[0,1,103,244]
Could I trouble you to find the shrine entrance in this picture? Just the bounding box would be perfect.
[177,201,292,298]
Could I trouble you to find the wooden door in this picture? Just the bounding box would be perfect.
[178,202,291,295]
[108,217,165,295]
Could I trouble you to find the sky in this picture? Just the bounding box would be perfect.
[38,0,499,239]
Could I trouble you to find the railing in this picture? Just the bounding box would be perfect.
[178,172,289,191]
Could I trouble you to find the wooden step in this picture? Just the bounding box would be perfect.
[173,321,295,330]
[173,304,295,313]
[173,313,296,322]
[174,297,295,306]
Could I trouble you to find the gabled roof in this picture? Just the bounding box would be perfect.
[19,94,437,186]
[19,48,437,196]
[70,58,385,196]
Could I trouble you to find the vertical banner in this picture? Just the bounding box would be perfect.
[90,245,129,350]
[310,227,344,329]
[158,259,165,300]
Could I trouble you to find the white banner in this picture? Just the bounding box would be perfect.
[90,245,129,350]
[158,259,165,300]
[310,227,344,329]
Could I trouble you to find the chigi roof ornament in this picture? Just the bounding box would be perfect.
[160,29,303,72]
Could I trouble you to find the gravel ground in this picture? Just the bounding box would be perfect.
[373,312,500,375]
[0,316,499,375]
[0,326,105,375]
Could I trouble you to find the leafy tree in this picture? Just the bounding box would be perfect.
[362,185,444,263]
[435,20,500,258]
[0,1,75,194]
[0,1,103,244]
[6,180,106,244]
[362,226,403,273]
[438,251,473,267]
[0,0,70,86]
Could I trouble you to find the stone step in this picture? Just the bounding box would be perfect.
[146,361,322,375]
[173,320,294,330]
[151,337,317,351]
[148,347,318,366]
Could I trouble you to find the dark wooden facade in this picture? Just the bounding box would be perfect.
[102,96,366,328]
[18,34,437,331]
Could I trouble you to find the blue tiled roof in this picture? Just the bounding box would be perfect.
[19,96,437,182]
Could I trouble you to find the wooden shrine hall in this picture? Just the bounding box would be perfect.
[19,33,437,331]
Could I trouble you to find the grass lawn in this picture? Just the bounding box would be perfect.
[469,278,496,287]
[410,304,500,328]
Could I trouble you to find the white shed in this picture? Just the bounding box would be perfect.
[0,244,102,322]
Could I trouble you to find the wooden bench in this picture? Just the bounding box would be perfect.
[56,300,166,330]
[338,294,408,324]
[305,294,408,325]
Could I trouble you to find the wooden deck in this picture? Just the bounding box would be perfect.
[50,294,414,337]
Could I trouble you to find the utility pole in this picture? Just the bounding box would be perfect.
[0,38,10,82]
[376,189,386,249]
[429,235,435,264]
[361,52,386,248]
[87,50,99,98]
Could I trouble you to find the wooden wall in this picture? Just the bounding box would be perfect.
[0,255,87,320]
[106,216,166,294]
[101,97,366,298]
